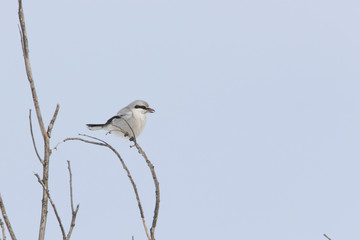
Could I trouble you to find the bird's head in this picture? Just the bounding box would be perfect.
[129,100,155,114]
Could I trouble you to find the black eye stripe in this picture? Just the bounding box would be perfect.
[135,105,147,110]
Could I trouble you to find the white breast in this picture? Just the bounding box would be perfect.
[131,108,147,137]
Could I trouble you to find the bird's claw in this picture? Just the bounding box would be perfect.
[129,136,136,148]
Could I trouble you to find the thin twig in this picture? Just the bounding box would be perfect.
[67,161,75,213]
[47,104,60,138]
[323,233,332,240]
[66,161,79,240]
[0,218,6,240]
[78,134,121,146]
[55,137,106,150]
[58,135,151,240]
[34,174,66,240]
[29,109,43,164]
[0,195,17,240]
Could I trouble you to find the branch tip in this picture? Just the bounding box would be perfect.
[47,104,60,138]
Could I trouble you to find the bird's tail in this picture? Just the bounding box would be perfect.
[86,124,105,131]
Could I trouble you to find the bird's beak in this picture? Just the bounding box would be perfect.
[146,107,155,113]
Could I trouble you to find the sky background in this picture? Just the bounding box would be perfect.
[1,0,360,239]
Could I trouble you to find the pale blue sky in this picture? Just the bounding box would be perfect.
[1,0,360,239]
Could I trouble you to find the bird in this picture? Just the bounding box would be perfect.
[86,100,155,140]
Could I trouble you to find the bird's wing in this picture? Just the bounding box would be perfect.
[117,106,133,120]
[103,107,133,126]
[105,115,121,125]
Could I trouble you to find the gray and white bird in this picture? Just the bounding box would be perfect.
[86,100,155,139]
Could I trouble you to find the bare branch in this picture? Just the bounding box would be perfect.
[18,1,53,238]
[58,135,151,240]
[0,195,17,240]
[0,218,6,240]
[66,161,79,240]
[29,109,43,164]
[34,174,66,240]
[47,104,60,138]
[324,234,332,240]
[122,119,160,240]
[132,141,160,240]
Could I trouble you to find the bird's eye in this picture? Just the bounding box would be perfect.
[135,105,147,110]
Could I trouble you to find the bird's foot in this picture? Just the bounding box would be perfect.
[129,136,136,148]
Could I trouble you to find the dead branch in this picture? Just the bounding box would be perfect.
[18,0,63,239]
[18,1,50,238]
[0,217,6,240]
[0,195,17,240]
[66,161,79,240]
[34,174,66,240]
[57,134,151,240]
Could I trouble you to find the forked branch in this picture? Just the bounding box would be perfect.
[34,161,80,240]
[18,0,63,239]
[34,174,66,239]
[18,0,50,239]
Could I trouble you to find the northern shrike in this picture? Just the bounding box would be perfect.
[86,100,155,139]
